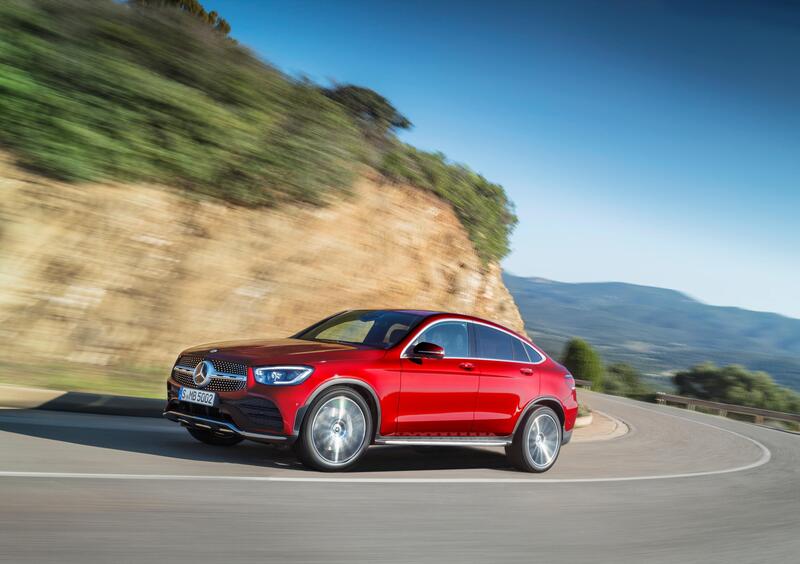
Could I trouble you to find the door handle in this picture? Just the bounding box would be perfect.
[459,362,475,371]
[520,367,533,375]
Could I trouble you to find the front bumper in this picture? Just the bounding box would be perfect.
[165,379,297,444]
[162,409,291,443]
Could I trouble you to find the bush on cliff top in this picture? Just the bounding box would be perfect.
[381,144,517,262]
[0,0,361,206]
[0,0,516,262]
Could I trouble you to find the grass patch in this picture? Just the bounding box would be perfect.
[0,361,167,399]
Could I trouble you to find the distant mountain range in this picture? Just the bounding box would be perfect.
[503,273,800,392]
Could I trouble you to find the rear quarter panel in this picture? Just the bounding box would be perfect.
[538,365,578,431]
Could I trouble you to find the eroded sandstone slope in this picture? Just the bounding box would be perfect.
[0,155,523,368]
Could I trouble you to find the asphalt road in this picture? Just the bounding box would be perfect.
[0,391,797,563]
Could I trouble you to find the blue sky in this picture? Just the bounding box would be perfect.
[205,0,799,318]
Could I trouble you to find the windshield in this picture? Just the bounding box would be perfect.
[294,310,427,349]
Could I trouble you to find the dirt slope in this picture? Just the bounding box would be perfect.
[0,155,523,368]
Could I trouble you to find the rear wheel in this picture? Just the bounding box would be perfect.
[507,406,562,473]
[186,427,244,446]
[295,387,372,472]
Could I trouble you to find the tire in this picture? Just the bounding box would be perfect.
[507,406,562,473]
[186,427,244,446]
[294,386,372,472]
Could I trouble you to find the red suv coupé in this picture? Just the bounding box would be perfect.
[164,310,578,472]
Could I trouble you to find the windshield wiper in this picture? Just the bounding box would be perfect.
[313,338,358,346]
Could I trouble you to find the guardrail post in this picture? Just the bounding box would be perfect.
[648,392,798,429]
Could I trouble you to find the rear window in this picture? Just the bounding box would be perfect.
[524,342,544,363]
[512,338,529,362]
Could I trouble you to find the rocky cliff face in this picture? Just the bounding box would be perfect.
[0,154,523,369]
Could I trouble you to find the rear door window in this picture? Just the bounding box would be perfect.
[474,324,515,361]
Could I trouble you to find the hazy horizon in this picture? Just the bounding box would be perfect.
[502,269,800,321]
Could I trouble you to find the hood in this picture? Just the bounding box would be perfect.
[182,338,385,365]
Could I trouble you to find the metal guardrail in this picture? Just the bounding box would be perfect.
[655,392,800,428]
[574,378,592,389]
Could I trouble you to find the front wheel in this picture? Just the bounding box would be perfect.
[295,387,372,472]
[507,406,562,473]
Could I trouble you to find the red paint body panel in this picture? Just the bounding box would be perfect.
[166,311,578,442]
[472,359,539,435]
[397,357,479,434]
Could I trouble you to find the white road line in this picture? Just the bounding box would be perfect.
[0,455,770,483]
[0,395,772,484]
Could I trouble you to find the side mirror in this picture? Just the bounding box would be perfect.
[411,341,445,359]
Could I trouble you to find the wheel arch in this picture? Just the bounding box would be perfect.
[293,377,381,441]
[512,396,566,437]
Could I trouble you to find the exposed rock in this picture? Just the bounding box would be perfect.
[0,156,524,368]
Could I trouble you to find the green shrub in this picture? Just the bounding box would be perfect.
[131,1,231,36]
[380,143,517,262]
[0,0,517,263]
[560,338,605,391]
[674,362,800,414]
[0,0,361,205]
[603,363,655,401]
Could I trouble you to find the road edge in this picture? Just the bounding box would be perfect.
[0,384,162,418]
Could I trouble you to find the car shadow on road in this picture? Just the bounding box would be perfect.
[0,409,514,473]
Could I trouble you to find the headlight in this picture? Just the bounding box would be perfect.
[253,365,313,386]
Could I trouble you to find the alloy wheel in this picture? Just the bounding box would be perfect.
[525,412,560,469]
[310,395,368,465]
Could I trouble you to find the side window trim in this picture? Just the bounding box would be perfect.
[467,322,478,359]
[410,320,470,359]
[400,318,547,365]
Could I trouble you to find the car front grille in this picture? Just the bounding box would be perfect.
[232,397,283,429]
[177,355,248,377]
[172,369,247,392]
[210,359,248,376]
[178,354,204,368]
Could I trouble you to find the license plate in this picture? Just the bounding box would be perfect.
[179,387,217,407]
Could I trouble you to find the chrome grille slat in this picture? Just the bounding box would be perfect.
[210,359,247,376]
[172,368,247,392]
[177,355,247,377]
[174,353,248,394]
[178,354,203,368]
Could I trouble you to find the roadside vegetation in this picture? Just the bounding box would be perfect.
[561,338,799,413]
[380,145,517,262]
[560,338,605,392]
[674,363,800,414]
[0,0,516,262]
[0,361,166,398]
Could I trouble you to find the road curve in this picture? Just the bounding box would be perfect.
[0,391,797,563]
